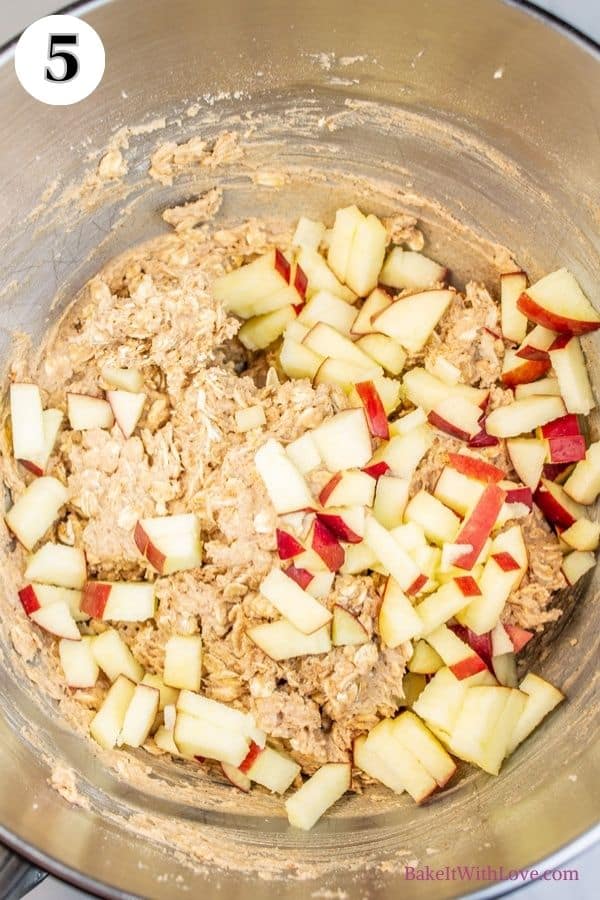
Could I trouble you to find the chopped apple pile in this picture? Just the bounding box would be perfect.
[6,205,598,831]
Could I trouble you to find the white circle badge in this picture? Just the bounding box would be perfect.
[14,14,105,106]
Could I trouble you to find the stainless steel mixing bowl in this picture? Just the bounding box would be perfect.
[0,0,599,897]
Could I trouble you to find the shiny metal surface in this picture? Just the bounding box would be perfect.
[0,0,599,897]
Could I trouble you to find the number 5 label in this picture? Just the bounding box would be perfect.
[15,15,105,106]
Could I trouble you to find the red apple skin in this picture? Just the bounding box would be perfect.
[454,485,507,569]
[449,654,487,680]
[319,473,342,506]
[450,624,493,668]
[362,461,391,480]
[518,293,600,336]
[284,565,314,590]
[356,381,389,440]
[504,486,533,508]
[18,584,41,615]
[406,574,428,596]
[293,263,308,300]
[312,520,345,571]
[276,528,304,560]
[547,435,586,464]
[504,624,534,653]
[501,357,551,388]
[81,582,111,618]
[454,576,482,597]
[316,513,362,544]
[447,453,504,484]
[492,551,521,573]
[274,248,291,283]
[468,426,499,449]
[548,334,572,352]
[134,521,149,556]
[18,459,45,477]
[239,741,263,774]
[427,411,471,443]
[533,484,577,529]
[540,414,581,439]
[542,462,574,483]
[144,541,167,573]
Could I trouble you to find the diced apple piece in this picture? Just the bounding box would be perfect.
[220,762,252,792]
[425,624,487,680]
[101,365,144,393]
[106,390,145,439]
[405,490,460,545]
[174,712,249,766]
[562,550,596,585]
[153,726,181,755]
[10,383,45,462]
[331,605,368,646]
[355,380,389,439]
[280,338,323,380]
[352,734,406,794]
[345,214,388,296]
[254,440,314,515]
[408,640,444,674]
[304,322,381,372]
[211,249,290,316]
[25,542,86,590]
[427,356,461,387]
[447,453,504,484]
[434,467,485,516]
[364,515,422,592]
[317,507,364,543]
[515,377,561,400]
[504,625,534,654]
[456,525,526,634]
[561,518,600,551]
[450,686,526,774]
[402,367,488,413]
[285,762,350,830]
[82,581,156,622]
[238,305,296,351]
[391,711,456,787]
[516,325,557,362]
[18,408,64,477]
[92,628,143,683]
[67,394,114,430]
[241,743,301,793]
[355,333,406,376]
[296,247,356,303]
[177,691,264,746]
[428,396,482,442]
[90,675,136,750]
[534,478,586,528]
[19,582,85,621]
[507,673,564,754]
[260,568,332,634]
[517,268,600,335]
[507,438,546,491]
[118,683,160,748]
[363,719,437,803]
[30,600,80,640]
[376,426,434,479]
[235,404,267,433]
[416,579,476,635]
[5,476,68,551]
[59,636,98,688]
[486,396,566,438]
[379,577,424,646]
[380,248,448,290]
[539,414,582,439]
[501,348,550,388]
[402,672,428,707]
[546,435,586,465]
[327,205,365,282]
[163,634,202,691]
[548,335,595,415]
[304,570,334,598]
[312,519,345,569]
[247,619,331,661]
[292,217,326,251]
[276,529,304,561]
[320,469,375,508]
[141,673,179,710]
[564,442,600,504]
[453,484,507,569]
[312,409,372,471]
[299,290,358,335]
[374,290,454,354]
[285,432,321,475]
[339,541,378,575]
[134,513,203,574]
[500,271,528,343]
[372,476,410,529]
[313,357,381,390]
[351,288,393,336]
[412,667,468,734]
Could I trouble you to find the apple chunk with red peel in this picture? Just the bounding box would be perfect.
[247,619,331,661]
[254,438,316,514]
[561,518,600,552]
[331,605,369,646]
[380,247,448,291]
[134,513,203,575]
[90,675,136,750]
[92,628,144,683]
[101,365,144,393]
[517,267,600,335]
[312,409,373,472]
[507,673,564,755]
[241,743,301,793]
[19,409,64,477]
[500,271,528,343]
[285,762,351,830]
[447,453,505,484]
[416,578,479,635]
[501,348,550,388]
[30,600,81,641]
[548,335,595,415]
[25,542,86,589]
[355,333,407,377]
[59,636,99,688]
[106,390,146,438]
[405,490,461,545]
[174,712,249,767]
[374,290,454,354]
[316,509,363,544]
[351,287,393,335]
[379,578,424,646]
[402,367,489,413]
[428,396,482,442]
[81,581,156,622]
[312,519,345,570]
[5,476,68,551]
[425,625,487,680]
[355,381,389,439]
[67,393,114,430]
[319,469,375,508]
[221,763,251,793]
[534,478,586,528]
[504,625,534,654]
[507,438,547,491]
[259,568,332,634]
[276,529,304,560]
[562,550,596,585]
[434,466,485,516]
[10,383,45,463]
[564,442,600,504]
[453,484,506,570]
[163,634,202,691]
[485,395,566,438]
[118,684,160,748]
[19,583,85,621]
[211,249,290,316]
[546,435,586,465]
